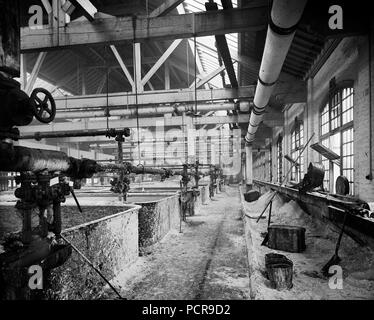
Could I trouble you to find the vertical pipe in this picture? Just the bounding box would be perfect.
[117,135,124,201]
[367,24,373,180]
[245,144,253,190]
[53,201,62,238]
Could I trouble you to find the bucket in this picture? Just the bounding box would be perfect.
[265,253,293,290]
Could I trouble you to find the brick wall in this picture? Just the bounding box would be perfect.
[266,36,374,202]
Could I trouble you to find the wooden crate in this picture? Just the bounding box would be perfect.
[267,224,306,253]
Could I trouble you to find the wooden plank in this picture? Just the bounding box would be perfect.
[165,61,170,90]
[110,45,135,90]
[20,54,27,91]
[206,1,238,88]
[25,52,47,94]
[96,74,107,94]
[149,0,185,17]
[193,63,238,89]
[21,7,267,52]
[19,114,252,134]
[19,113,280,136]
[52,86,256,109]
[176,4,209,89]
[141,39,182,86]
[134,43,143,93]
[70,0,97,21]
[310,142,341,167]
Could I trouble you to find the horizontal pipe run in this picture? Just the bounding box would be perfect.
[0,142,71,172]
[19,129,130,140]
[52,102,250,119]
[100,163,172,176]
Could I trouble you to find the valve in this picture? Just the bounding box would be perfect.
[30,88,56,124]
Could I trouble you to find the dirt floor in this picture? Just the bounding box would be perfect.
[103,186,251,300]
[242,189,374,300]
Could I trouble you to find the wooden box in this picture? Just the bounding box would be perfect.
[267,225,306,253]
[244,190,260,202]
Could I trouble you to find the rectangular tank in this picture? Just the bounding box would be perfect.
[0,202,140,300]
[126,193,180,250]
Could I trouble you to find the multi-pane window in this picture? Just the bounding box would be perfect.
[321,103,329,135]
[342,127,354,192]
[269,144,273,182]
[320,85,354,194]
[321,138,330,190]
[291,121,304,182]
[277,136,283,183]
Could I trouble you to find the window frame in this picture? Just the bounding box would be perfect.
[276,135,283,183]
[319,80,354,194]
[290,117,304,183]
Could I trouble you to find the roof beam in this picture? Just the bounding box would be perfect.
[192,62,238,89]
[19,112,282,136]
[206,1,238,88]
[96,74,107,94]
[187,39,209,89]
[149,0,185,17]
[109,45,135,90]
[53,86,255,110]
[134,43,143,93]
[20,114,252,134]
[141,39,182,87]
[50,72,76,94]
[70,0,97,21]
[49,79,306,110]
[165,61,170,90]
[176,4,209,89]
[25,52,47,94]
[21,7,267,52]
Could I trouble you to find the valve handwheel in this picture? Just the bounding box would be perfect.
[30,88,56,123]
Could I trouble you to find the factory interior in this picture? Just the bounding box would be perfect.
[0,0,374,301]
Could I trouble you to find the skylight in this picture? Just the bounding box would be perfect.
[178,0,239,89]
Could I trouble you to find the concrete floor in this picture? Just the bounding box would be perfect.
[105,186,251,300]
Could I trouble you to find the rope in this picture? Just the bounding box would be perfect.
[186,40,190,86]
[194,36,197,115]
[105,46,110,131]
[132,16,141,165]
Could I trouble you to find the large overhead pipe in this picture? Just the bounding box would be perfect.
[245,144,253,189]
[52,102,250,119]
[0,141,99,178]
[19,128,130,140]
[0,142,174,179]
[245,0,307,143]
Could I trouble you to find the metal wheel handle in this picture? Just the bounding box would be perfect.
[30,88,56,123]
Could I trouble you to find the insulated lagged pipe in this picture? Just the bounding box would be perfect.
[245,0,307,143]
[53,102,250,119]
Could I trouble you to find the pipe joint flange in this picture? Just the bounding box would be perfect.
[258,76,276,87]
[252,107,266,116]
[269,7,300,36]
[245,136,254,145]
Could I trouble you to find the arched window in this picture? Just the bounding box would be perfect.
[320,81,354,194]
[276,135,283,183]
[290,118,304,182]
